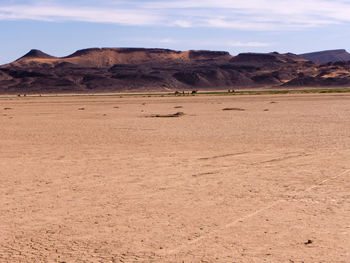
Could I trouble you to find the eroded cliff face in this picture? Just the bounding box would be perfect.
[0,47,349,94]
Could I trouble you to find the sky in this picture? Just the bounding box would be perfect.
[1,0,350,64]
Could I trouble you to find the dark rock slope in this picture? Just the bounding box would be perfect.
[1,48,350,94]
[299,49,350,63]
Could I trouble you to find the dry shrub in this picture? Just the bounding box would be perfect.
[149,112,184,118]
[222,107,245,111]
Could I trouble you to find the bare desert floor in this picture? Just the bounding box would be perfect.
[0,93,349,262]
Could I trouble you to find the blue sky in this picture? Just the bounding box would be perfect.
[1,0,350,64]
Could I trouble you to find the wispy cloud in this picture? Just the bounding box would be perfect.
[1,0,350,30]
[120,37,272,49]
[159,38,178,44]
[146,0,346,30]
[0,3,159,25]
[228,41,272,47]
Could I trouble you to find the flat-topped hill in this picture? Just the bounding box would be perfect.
[299,49,350,63]
[10,48,232,68]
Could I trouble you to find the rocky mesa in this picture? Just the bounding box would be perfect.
[1,47,350,94]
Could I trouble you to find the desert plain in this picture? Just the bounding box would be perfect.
[0,93,350,262]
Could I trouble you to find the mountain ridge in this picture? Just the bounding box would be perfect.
[7,48,232,68]
[1,47,350,94]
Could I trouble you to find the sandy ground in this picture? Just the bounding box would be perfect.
[0,93,349,263]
